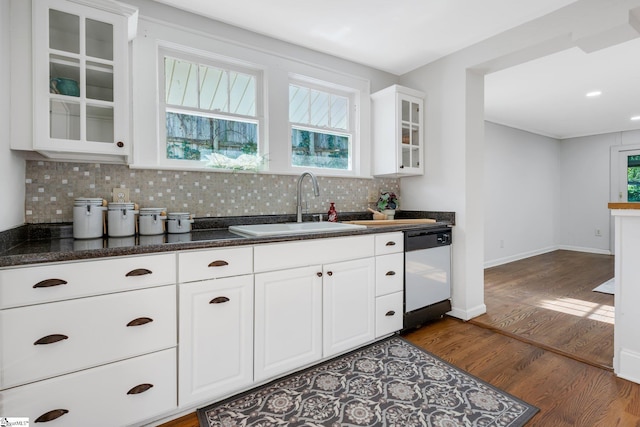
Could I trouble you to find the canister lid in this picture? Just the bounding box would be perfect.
[108,202,135,210]
[74,197,104,206]
[167,212,191,219]
[139,207,166,214]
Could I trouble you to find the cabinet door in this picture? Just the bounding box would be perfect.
[323,258,375,357]
[33,0,133,159]
[254,266,322,382]
[398,93,423,174]
[178,275,253,407]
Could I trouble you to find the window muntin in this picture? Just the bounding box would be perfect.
[162,55,261,169]
[289,83,353,171]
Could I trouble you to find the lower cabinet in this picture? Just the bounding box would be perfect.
[178,275,254,406]
[375,292,404,337]
[254,266,323,382]
[323,258,375,357]
[254,258,375,382]
[0,348,176,427]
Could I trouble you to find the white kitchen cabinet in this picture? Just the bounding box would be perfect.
[0,348,176,427]
[374,232,404,338]
[178,275,254,407]
[372,85,425,177]
[323,258,375,357]
[32,0,137,162]
[178,246,253,283]
[254,266,323,382]
[375,292,404,338]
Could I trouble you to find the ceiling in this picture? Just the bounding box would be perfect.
[153,0,640,139]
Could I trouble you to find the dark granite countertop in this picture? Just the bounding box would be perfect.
[0,211,454,268]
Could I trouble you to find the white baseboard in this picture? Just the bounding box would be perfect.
[484,245,612,268]
[617,349,640,385]
[484,246,558,268]
[448,303,487,321]
[557,245,612,255]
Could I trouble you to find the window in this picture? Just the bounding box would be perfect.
[289,82,353,171]
[162,54,263,170]
[628,155,640,202]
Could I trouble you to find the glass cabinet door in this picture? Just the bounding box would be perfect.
[400,97,421,170]
[48,7,115,143]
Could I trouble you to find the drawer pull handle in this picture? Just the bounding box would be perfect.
[316,272,323,277]
[127,383,154,395]
[34,334,68,345]
[327,271,333,276]
[385,271,396,276]
[385,241,396,246]
[127,317,154,327]
[385,310,396,316]
[210,296,230,304]
[35,409,69,423]
[208,260,229,267]
[33,278,67,288]
[126,268,152,277]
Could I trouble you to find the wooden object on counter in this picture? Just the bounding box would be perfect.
[344,219,436,226]
[608,203,640,209]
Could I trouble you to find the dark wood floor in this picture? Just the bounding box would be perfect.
[160,250,623,427]
[473,250,615,370]
[161,318,640,427]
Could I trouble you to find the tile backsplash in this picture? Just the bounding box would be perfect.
[25,161,400,223]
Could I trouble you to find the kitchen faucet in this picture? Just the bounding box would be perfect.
[296,171,320,222]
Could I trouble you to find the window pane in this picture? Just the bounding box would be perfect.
[310,89,329,127]
[165,58,198,108]
[289,85,309,123]
[199,65,227,111]
[230,72,256,116]
[166,112,258,164]
[628,155,640,202]
[291,127,350,170]
[331,95,348,129]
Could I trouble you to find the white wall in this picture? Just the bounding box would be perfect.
[1,1,26,232]
[399,0,640,320]
[558,133,618,254]
[484,122,559,267]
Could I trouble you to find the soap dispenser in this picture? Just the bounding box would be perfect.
[327,202,338,222]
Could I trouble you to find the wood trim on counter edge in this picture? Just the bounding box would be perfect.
[608,203,640,210]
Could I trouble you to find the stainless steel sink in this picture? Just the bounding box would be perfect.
[229,222,366,237]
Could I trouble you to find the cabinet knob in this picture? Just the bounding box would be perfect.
[35,409,69,423]
[385,271,396,276]
[385,310,396,316]
[126,268,152,277]
[399,165,404,169]
[208,260,229,267]
[127,317,154,327]
[34,334,69,345]
[210,296,230,304]
[116,141,124,148]
[127,383,154,395]
[33,278,67,288]
[316,272,323,277]
[327,271,333,276]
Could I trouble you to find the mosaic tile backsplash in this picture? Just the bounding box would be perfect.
[25,161,400,224]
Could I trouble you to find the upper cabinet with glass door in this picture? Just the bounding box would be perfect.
[371,85,425,177]
[33,0,137,162]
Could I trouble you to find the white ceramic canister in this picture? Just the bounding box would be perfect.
[107,202,138,237]
[167,212,194,234]
[73,198,106,239]
[138,208,167,235]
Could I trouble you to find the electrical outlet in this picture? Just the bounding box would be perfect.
[368,191,378,203]
[595,229,602,237]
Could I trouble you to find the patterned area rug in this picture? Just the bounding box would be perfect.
[198,336,538,427]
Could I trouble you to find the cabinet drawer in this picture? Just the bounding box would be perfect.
[375,232,404,255]
[1,285,176,389]
[178,247,253,283]
[0,253,176,309]
[0,348,177,427]
[375,292,403,338]
[254,235,374,273]
[376,253,404,296]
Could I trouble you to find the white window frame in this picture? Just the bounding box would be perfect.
[158,47,265,170]
[288,75,359,177]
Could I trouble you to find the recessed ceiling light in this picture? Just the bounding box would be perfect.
[631,116,640,121]
[586,91,602,98]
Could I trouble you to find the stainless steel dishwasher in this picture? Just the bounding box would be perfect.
[403,226,452,330]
